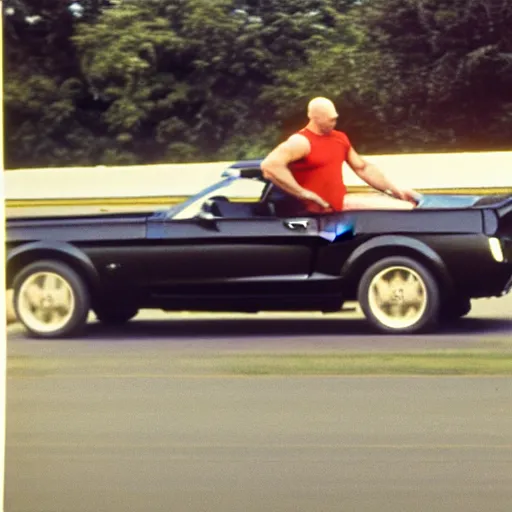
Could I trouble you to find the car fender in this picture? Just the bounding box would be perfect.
[6,240,101,293]
[340,235,455,294]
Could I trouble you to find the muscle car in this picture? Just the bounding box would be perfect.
[5,160,512,338]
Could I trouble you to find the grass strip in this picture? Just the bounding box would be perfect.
[218,352,512,376]
[7,350,512,377]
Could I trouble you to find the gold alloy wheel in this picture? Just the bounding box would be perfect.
[367,265,428,329]
[16,271,75,334]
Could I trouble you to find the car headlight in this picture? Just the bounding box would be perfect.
[489,237,504,262]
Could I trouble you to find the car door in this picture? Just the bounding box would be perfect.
[141,210,323,296]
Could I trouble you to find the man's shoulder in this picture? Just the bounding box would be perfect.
[332,129,350,140]
[278,132,310,160]
[287,132,311,149]
[332,130,352,147]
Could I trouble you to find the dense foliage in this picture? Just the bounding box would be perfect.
[3,0,512,168]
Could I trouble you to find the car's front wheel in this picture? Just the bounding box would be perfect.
[358,256,441,334]
[13,260,91,338]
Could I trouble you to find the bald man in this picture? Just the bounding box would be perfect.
[261,97,419,213]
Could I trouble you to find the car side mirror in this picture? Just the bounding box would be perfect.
[196,210,219,231]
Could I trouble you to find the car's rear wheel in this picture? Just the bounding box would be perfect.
[13,260,90,338]
[358,256,440,334]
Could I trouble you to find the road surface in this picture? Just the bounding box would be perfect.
[5,294,512,512]
[5,375,512,512]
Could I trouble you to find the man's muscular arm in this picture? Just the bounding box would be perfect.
[347,147,419,203]
[261,135,330,209]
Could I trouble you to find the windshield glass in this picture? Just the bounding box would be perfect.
[171,178,266,219]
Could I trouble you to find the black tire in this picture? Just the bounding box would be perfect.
[357,256,441,334]
[94,303,139,325]
[12,259,90,339]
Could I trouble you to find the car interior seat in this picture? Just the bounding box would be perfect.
[205,196,264,218]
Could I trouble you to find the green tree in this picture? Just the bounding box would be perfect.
[72,0,361,163]
[3,0,119,168]
[358,0,512,151]
[259,2,373,149]
[262,0,512,153]
[6,0,509,168]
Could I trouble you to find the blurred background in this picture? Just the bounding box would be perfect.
[3,0,512,171]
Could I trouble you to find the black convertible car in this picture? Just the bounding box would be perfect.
[6,160,512,338]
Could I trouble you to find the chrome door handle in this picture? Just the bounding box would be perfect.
[285,219,309,230]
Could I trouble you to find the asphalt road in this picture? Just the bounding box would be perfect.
[6,376,512,512]
[5,295,512,512]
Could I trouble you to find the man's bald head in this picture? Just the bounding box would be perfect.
[308,97,337,117]
[306,97,338,135]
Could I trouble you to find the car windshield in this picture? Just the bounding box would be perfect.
[170,177,266,219]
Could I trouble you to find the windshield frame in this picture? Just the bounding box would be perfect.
[167,176,267,219]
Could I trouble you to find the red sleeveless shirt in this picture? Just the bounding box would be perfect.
[288,128,351,212]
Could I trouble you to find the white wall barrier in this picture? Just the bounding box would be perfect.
[3,151,512,203]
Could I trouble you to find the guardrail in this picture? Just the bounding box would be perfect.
[4,151,512,208]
